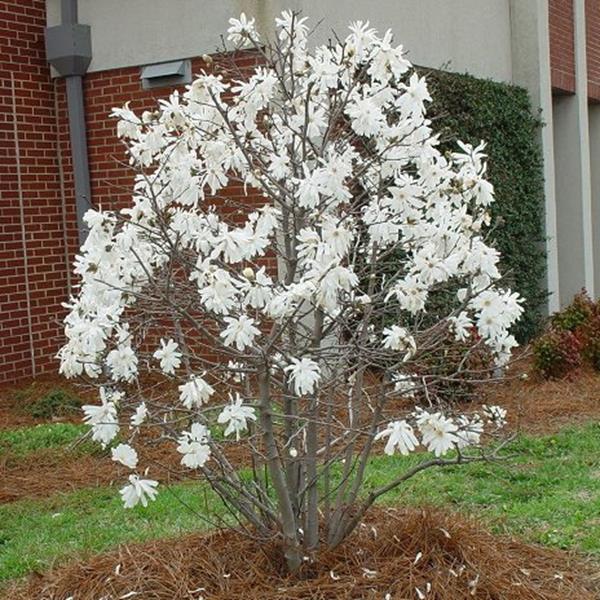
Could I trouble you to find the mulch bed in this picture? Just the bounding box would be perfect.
[0,440,189,503]
[0,434,251,504]
[479,363,600,435]
[0,449,118,503]
[5,507,596,600]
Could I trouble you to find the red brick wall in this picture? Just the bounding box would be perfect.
[0,0,78,384]
[1,33,269,383]
[549,0,576,94]
[84,64,199,211]
[586,0,600,101]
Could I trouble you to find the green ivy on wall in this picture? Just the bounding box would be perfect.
[425,68,547,341]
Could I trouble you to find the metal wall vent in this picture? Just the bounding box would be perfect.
[140,59,192,90]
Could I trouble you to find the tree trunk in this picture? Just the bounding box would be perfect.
[258,368,302,573]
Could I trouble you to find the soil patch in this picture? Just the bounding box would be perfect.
[5,507,595,600]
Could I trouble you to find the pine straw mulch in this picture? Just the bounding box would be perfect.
[0,449,118,503]
[0,434,250,504]
[5,507,597,600]
[0,441,184,503]
[478,363,600,435]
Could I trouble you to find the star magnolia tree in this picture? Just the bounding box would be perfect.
[59,12,522,571]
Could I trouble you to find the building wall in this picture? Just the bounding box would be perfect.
[46,0,514,82]
[1,0,599,382]
[586,0,600,100]
[549,0,576,93]
[0,0,78,383]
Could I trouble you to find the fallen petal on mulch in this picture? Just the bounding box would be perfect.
[5,507,596,600]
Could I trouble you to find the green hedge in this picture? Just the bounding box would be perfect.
[424,69,547,341]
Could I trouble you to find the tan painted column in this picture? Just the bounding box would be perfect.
[589,104,600,293]
[510,0,560,312]
[553,0,594,303]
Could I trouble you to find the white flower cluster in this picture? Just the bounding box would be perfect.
[375,405,506,458]
[57,12,520,510]
[58,12,521,383]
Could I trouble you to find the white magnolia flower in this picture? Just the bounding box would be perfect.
[177,423,211,469]
[243,267,273,309]
[120,474,159,508]
[455,415,484,449]
[227,12,258,45]
[388,277,428,314]
[416,411,459,457]
[347,96,384,137]
[449,311,472,342]
[130,401,147,427]
[152,338,181,375]
[220,315,261,351]
[375,420,419,456]
[106,344,138,382]
[391,372,418,398]
[284,357,321,396]
[217,393,257,440]
[382,325,416,361]
[111,443,138,469]
[483,404,507,428]
[179,375,214,409]
[82,391,120,447]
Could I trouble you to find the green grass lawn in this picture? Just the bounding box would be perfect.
[1,422,600,584]
[0,423,90,457]
[371,422,600,552]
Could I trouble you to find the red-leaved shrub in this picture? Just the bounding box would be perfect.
[533,328,583,379]
[533,289,600,379]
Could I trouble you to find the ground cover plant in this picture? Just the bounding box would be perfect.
[19,388,82,420]
[56,12,523,575]
[0,379,91,430]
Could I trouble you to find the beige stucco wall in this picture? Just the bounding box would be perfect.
[46,0,513,81]
[589,104,600,297]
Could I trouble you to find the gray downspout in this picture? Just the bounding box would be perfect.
[45,0,92,244]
